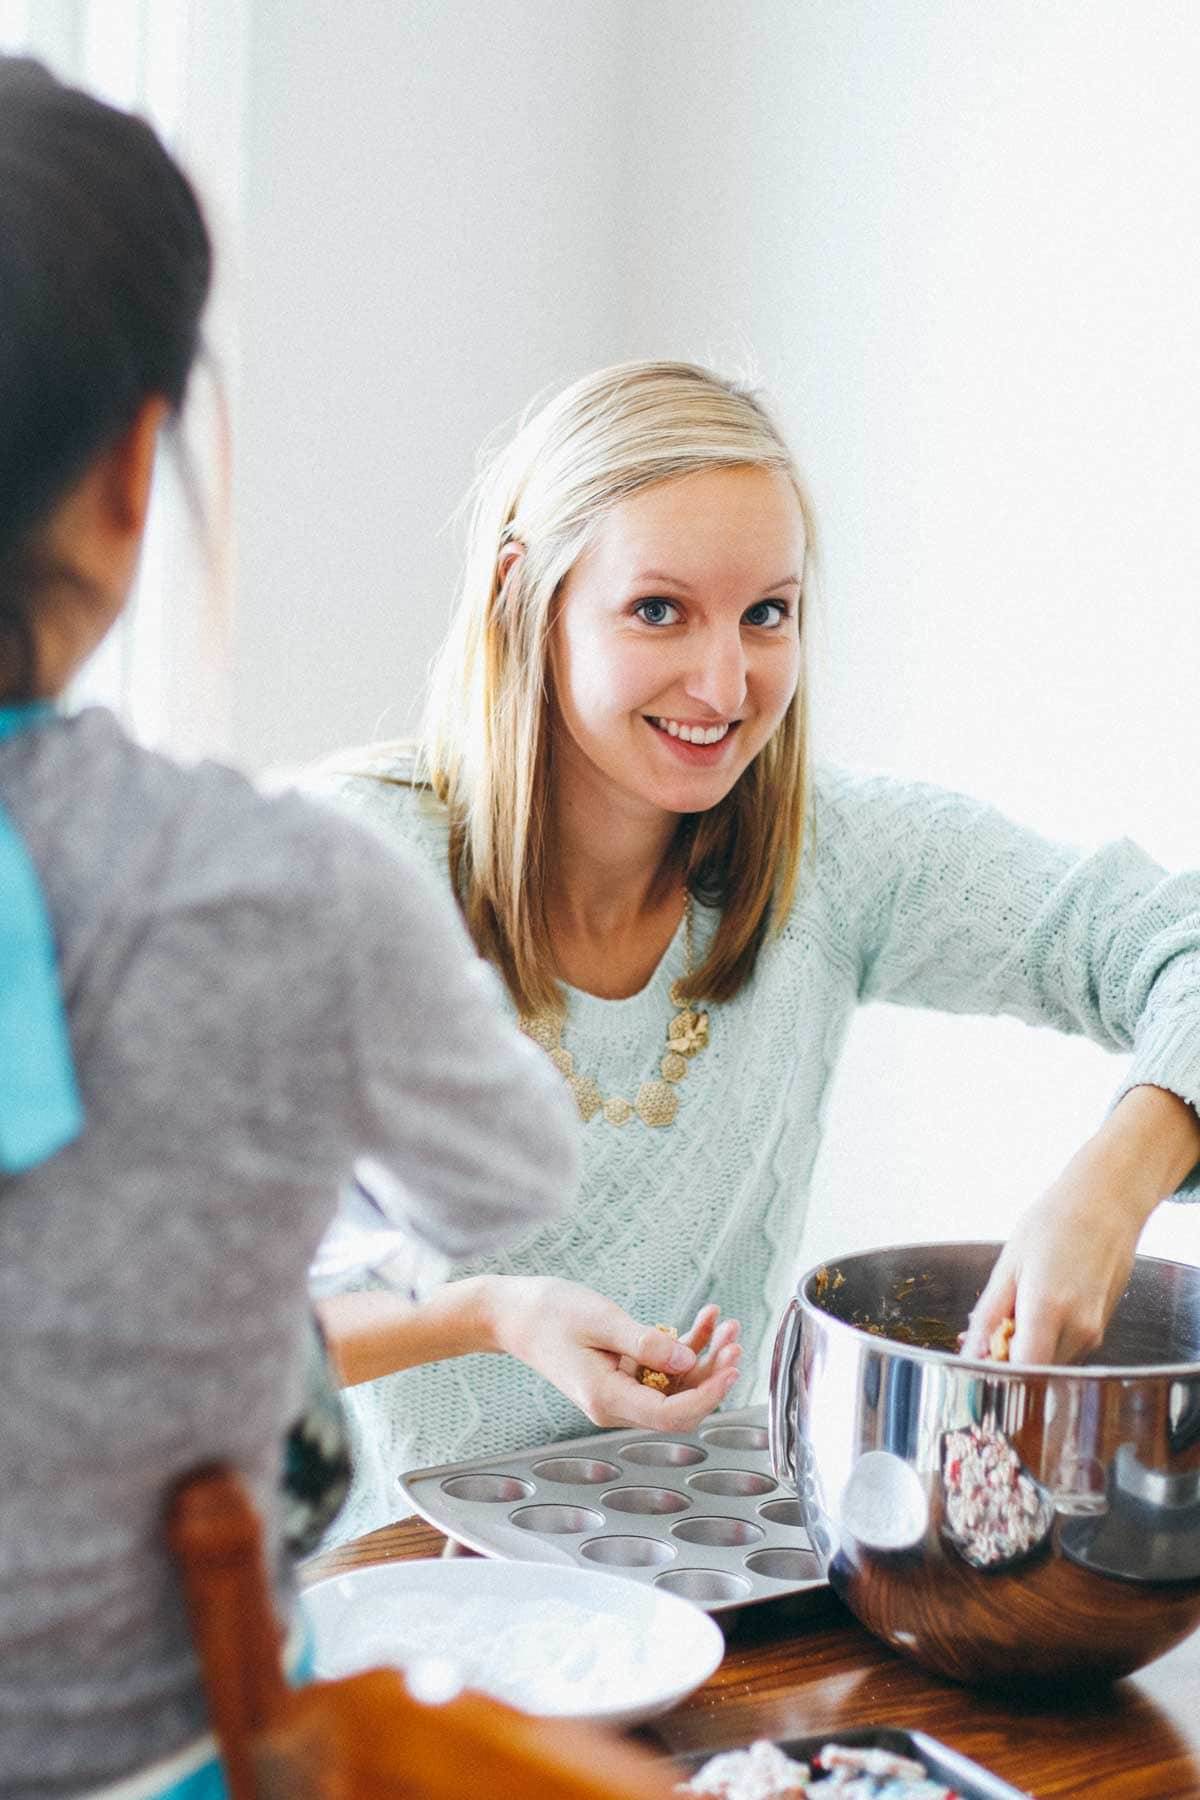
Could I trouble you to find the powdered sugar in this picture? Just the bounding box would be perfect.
[304,1557,725,1726]
[319,1590,678,1714]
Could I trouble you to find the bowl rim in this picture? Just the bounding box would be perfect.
[796,1239,1200,1378]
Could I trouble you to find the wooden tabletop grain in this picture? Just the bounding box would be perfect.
[302,1516,1200,1799]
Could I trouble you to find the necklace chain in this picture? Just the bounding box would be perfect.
[518,895,710,1128]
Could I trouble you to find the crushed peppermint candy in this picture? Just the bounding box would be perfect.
[680,1739,811,1800]
[815,1745,945,1790]
[941,1423,1053,1570]
[681,1740,961,1799]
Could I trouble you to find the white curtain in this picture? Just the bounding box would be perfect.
[0,0,246,760]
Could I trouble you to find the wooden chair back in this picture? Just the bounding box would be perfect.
[167,1465,683,1800]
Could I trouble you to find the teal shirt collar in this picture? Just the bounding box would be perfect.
[0,700,55,742]
[0,702,84,1173]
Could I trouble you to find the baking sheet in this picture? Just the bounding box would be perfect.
[674,1727,1031,1798]
[397,1404,824,1614]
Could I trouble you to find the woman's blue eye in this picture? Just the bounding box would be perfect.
[635,598,679,626]
[744,600,787,628]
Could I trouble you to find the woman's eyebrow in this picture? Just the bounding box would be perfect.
[627,571,802,592]
[629,569,694,591]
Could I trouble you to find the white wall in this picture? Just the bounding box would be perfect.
[234,1,628,770]
[232,2,1200,1268]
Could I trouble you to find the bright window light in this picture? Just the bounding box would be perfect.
[1,1,242,759]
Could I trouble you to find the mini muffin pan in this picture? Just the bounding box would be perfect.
[396,1404,824,1613]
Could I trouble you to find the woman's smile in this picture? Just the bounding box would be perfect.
[645,714,742,760]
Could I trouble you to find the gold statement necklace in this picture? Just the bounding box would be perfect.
[518,895,710,1128]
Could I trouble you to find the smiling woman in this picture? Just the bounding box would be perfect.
[424,362,819,1017]
[310,359,1200,1549]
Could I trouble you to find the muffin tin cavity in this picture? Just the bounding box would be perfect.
[621,1439,707,1468]
[398,1404,826,1614]
[655,1568,753,1603]
[580,1534,675,1567]
[701,1425,769,1451]
[672,1515,764,1548]
[744,1546,821,1581]
[532,1457,621,1485]
[688,1469,776,1498]
[441,1474,534,1503]
[759,1497,806,1528]
[510,1503,604,1533]
[603,1485,691,1515]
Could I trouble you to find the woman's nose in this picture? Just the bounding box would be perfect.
[682,632,748,717]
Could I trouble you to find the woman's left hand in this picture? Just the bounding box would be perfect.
[616,1301,741,1397]
[961,1085,1200,1364]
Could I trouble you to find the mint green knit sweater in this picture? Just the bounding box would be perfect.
[315,758,1200,1541]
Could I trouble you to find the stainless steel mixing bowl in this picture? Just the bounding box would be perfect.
[769,1241,1200,1685]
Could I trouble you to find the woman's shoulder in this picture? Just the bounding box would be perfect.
[811,757,946,817]
[66,710,452,900]
[794,759,1020,930]
[805,760,915,883]
[18,705,300,849]
[298,739,452,880]
[808,758,999,853]
[11,710,395,955]
[799,759,1078,935]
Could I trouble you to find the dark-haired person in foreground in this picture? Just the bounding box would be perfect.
[0,57,579,1799]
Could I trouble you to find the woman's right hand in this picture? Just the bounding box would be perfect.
[482,1275,742,1431]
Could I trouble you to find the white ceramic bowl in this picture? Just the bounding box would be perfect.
[300,1554,725,1728]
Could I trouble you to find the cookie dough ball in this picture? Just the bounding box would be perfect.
[637,1325,679,1393]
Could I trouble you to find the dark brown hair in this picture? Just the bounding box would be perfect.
[0,56,211,696]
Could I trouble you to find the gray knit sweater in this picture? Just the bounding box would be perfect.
[0,709,575,1797]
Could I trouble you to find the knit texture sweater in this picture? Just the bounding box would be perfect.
[0,711,575,1795]
[316,757,1200,1543]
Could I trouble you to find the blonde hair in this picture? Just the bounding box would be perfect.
[421,359,816,1015]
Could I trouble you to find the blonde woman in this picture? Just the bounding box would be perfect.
[315,360,1200,1543]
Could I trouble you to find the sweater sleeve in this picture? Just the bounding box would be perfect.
[814,764,1200,1195]
[323,806,580,1261]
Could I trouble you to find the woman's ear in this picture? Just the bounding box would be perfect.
[104,394,171,534]
[497,542,525,592]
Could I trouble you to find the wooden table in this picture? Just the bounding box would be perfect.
[303,1517,1200,1799]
